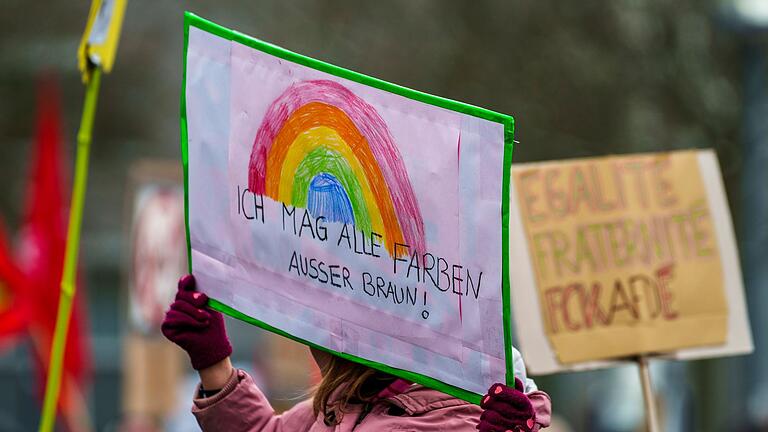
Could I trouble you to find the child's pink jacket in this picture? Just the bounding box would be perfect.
[192,369,552,431]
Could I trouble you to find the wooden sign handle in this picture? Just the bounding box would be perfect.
[638,356,660,432]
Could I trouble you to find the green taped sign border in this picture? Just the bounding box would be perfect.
[179,11,515,404]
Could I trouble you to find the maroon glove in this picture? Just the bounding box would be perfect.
[161,275,232,370]
[478,379,536,432]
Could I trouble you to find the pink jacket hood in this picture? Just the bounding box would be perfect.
[192,369,551,432]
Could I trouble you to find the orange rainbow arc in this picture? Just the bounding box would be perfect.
[248,80,425,256]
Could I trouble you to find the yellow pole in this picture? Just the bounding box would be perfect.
[38,68,102,432]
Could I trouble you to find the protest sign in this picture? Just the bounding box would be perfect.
[181,13,515,400]
[122,333,183,419]
[121,162,185,423]
[509,150,753,373]
[77,0,127,83]
[125,161,186,334]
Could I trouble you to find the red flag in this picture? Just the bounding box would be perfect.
[0,219,29,345]
[18,74,92,430]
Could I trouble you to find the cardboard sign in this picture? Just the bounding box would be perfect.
[122,333,183,418]
[181,13,515,399]
[509,150,753,373]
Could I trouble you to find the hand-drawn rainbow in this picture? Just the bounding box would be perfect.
[248,80,425,257]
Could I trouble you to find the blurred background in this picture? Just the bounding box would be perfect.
[0,0,766,431]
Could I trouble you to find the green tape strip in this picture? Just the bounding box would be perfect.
[501,120,516,387]
[180,14,192,273]
[180,11,516,404]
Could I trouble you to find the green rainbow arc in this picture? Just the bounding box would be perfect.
[291,146,374,236]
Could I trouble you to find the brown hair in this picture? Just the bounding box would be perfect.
[312,355,395,424]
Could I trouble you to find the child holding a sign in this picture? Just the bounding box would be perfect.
[162,275,551,431]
